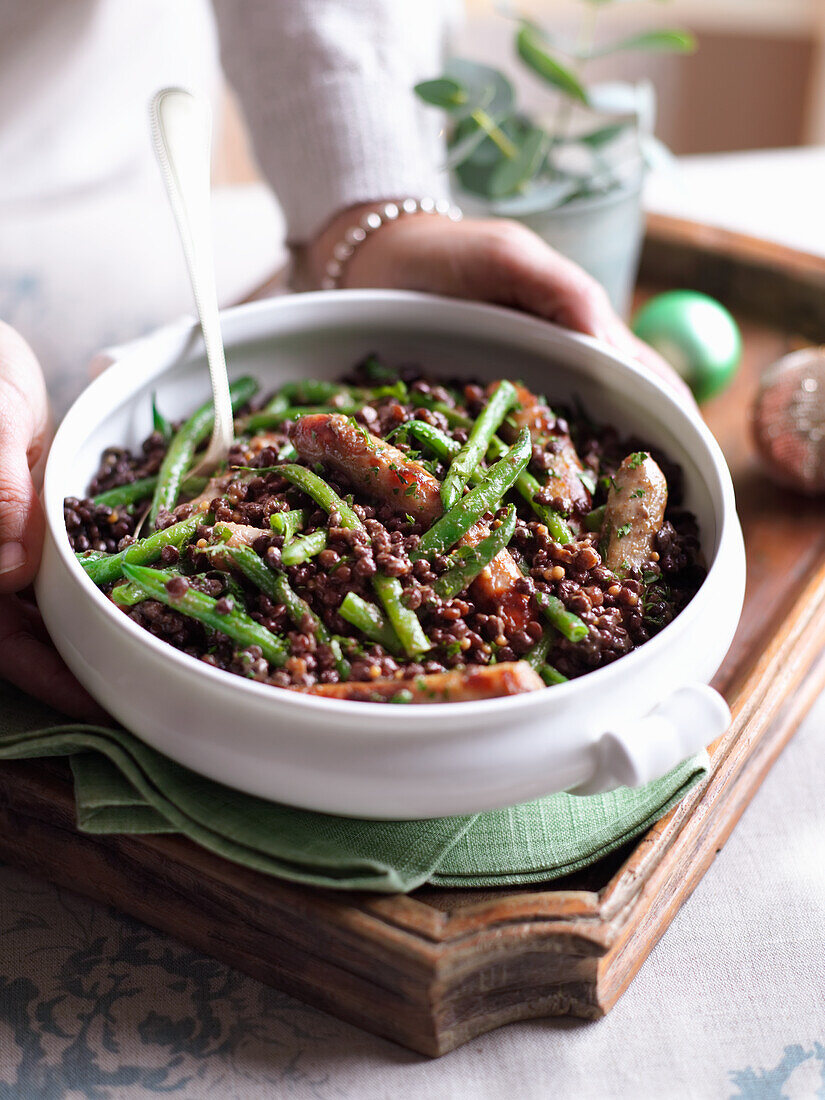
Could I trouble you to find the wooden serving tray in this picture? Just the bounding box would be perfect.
[2,217,825,1057]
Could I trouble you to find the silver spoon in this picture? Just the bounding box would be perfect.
[149,87,234,478]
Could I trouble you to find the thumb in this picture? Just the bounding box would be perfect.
[0,323,50,593]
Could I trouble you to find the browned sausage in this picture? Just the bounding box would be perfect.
[466,520,533,631]
[200,522,265,568]
[175,472,232,515]
[219,522,264,548]
[297,661,543,703]
[502,382,590,515]
[603,452,668,573]
[290,414,443,521]
[289,414,533,631]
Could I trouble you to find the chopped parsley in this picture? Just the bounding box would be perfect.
[628,451,648,469]
[631,488,646,499]
[641,575,672,628]
[616,522,632,539]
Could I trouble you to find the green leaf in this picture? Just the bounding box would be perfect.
[444,121,494,170]
[516,24,588,103]
[414,77,467,109]
[486,176,581,216]
[445,58,515,119]
[591,29,697,57]
[488,126,549,197]
[575,123,629,148]
[452,115,533,196]
[454,157,500,198]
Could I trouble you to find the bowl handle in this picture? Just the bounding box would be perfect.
[571,683,730,796]
[87,314,197,380]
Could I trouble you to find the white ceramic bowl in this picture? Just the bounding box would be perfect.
[37,291,745,818]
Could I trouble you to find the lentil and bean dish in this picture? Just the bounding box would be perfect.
[65,357,704,704]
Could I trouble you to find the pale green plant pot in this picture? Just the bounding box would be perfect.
[459,179,645,318]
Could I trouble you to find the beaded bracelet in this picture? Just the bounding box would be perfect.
[321,197,463,290]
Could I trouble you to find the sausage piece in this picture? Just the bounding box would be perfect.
[289,414,532,631]
[298,662,543,703]
[465,520,533,632]
[503,383,590,515]
[289,414,443,521]
[603,452,668,573]
[176,472,232,514]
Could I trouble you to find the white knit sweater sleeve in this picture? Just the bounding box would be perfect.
[213,0,456,243]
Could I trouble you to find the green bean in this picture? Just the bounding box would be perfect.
[404,419,457,462]
[79,514,206,585]
[434,505,517,599]
[111,568,178,607]
[245,403,360,433]
[525,630,552,673]
[122,564,287,665]
[441,381,517,510]
[278,441,298,463]
[93,476,160,509]
[257,466,429,653]
[338,592,403,655]
[269,509,304,540]
[245,379,411,434]
[368,381,409,402]
[486,436,573,545]
[270,572,350,678]
[237,391,289,435]
[280,529,328,566]
[411,428,531,561]
[406,421,573,545]
[279,379,408,404]
[278,380,352,404]
[219,544,349,677]
[149,375,258,524]
[413,394,472,428]
[371,573,430,656]
[275,464,362,528]
[584,504,606,532]
[540,664,568,685]
[260,391,290,415]
[92,474,208,510]
[535,591,588,643]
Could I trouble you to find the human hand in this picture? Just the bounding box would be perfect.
[0,322,106,720]
[309,207,695,407]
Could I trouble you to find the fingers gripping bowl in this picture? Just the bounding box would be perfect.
[37,292,745,818]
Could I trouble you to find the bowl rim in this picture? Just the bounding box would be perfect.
[44,289,741,730]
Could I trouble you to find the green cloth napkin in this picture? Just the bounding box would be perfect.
[0,679,708,894]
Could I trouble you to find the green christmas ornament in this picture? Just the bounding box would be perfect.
[632,290,742,402]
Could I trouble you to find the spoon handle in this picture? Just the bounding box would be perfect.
[149,87,233,470]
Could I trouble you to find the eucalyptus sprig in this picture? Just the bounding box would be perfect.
[414,1,695,208]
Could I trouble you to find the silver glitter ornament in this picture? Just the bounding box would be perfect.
[752,346,825,495]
